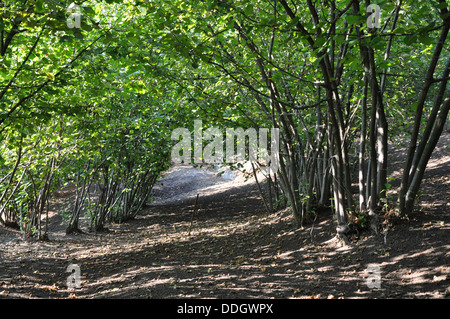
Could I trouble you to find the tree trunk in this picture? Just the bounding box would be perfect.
[399,17,449,215]
[404,91,450,213]
[359,75,369,212]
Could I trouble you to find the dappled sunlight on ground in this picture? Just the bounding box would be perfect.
[0,134,449,299]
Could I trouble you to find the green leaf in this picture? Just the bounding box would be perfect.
[73,31,84,40]
[346,15,364,25]
[59,35,73,43]
[81,23,93,32]
[418,34,434,45]
[244,4,253,16]
[44,72,55,81]
[404,35,417,45]
[314,36,326,47]
[436,1,448,9]
[82,6,96,16]
[369,36,384,50]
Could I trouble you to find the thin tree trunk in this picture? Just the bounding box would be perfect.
[409,57,450,187]
[404,92,450,213]
[399,18,449,215]
[359,75,369,212]
[251,162,272,216]
[0,141,23,223]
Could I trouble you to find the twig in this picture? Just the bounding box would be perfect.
[309,212,318,243]
[251,162,273,216]
[188,194,199,236]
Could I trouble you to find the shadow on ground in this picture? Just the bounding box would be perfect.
[0,134,449,299]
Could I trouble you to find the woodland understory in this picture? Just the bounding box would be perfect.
[0,0,449,299]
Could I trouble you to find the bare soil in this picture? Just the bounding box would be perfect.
[0,134,449,299]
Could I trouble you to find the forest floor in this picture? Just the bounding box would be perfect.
[0,133,449,299]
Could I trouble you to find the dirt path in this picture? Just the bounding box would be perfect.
[0,135,449,299]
